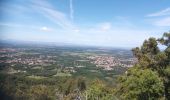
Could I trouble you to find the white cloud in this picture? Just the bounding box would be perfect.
[88,22,112,33]
[147,7,170,17]
[0,23,23,27]
[147,7,170,26]
[40,26,52,32]
[73,29,80,33]
[154,17,170,26]
[70,0,74,20]
[31,0,76,30]
[100,22,111,31]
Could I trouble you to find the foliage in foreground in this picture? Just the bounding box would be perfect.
[116,31,170,100]
[117,67,164,100]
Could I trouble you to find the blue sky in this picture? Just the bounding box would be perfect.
[0,0,170,48]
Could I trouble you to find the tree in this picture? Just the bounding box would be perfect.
[85,79,115,100]
[117,31,170,99]
[77,77,86,92]
[116,67,164,100]
[28,85,55,100]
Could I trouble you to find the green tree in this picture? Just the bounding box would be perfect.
[85,79,115,100]
[116,67,164,100]
[77,77,86,92]
[117,31,170,99]
[28,85,55,100]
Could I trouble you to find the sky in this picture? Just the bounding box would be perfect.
[0,0,170,48]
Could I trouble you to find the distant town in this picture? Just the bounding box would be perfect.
[88,55,137,70]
